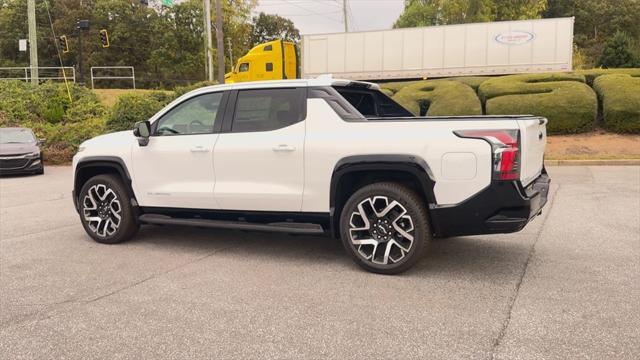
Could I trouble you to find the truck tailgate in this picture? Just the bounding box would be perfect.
[518,117,547,186]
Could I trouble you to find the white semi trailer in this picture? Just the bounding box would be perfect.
[300,17,574,80]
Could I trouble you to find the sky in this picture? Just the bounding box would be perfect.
[253,0,405,35]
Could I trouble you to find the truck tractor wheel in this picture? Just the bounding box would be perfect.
[340,182,431,274]
[78,174,139,244]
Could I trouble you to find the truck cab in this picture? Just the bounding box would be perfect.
[225,40,299,84]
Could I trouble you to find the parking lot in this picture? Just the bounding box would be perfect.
[1,165,638,359]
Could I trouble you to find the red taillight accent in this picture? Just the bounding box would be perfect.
[454,129,520,181]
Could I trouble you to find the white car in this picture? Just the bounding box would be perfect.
[72,76,550,274]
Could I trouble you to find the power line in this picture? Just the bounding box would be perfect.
[281,0,343,23]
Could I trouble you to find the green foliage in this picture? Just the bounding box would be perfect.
[250,12,301,45]
[394,0,546,28]
[173,81,218,98]
[593,74,640,133]
[107,92,171,132]
[0,0,257,88]
[597,31,640,68]
[479,73,597,134]
[390,80,482,116]
[0,80,109,164]
[575,68,640,85]
[441,76,490,91]
[545,0,640,68]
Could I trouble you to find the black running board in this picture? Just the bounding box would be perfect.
[138,214,326,235]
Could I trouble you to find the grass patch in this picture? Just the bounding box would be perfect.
[94,89,172,108]
[390,80,482,116]
[478,73,597,134]
[593,74,640,133]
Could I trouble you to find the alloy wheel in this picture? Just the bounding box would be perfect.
[82,184,122,237]
[348,196,415,265]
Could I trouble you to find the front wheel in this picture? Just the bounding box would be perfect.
[78,174,139,244]
[340,182,431,274]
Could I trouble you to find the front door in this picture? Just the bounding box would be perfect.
[132,91,226,209]
[213,88,306,211]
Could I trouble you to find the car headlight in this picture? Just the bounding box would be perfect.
[27,151,41,159]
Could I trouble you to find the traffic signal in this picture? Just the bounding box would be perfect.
[99,29,109,48]
[58,35,69,53]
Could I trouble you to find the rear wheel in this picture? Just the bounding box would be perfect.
[78,174,138,244]
[340,182,431,274]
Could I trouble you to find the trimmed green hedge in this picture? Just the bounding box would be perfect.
[576,68,640,85]
[389,80,482,116]
[478,73,597,134]
[593,74,640,133]
[441,76,490,91]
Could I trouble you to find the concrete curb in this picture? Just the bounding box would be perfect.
[545,159,640,166]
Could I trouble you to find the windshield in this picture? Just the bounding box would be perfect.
[0,129,36,144]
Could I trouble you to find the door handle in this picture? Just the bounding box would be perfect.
[190,146,209,153]
[272,144,296,152]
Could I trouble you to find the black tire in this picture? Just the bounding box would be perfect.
[35,166,44,175]
[78,174,139,244]
[339,182,431,274]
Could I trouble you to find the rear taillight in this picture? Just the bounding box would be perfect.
[454,129,520,181]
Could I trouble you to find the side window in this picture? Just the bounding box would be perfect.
[239,63,249,72]
[264,44,273,51]
[265,62,273,72]
[232,88,305,133]
[154,92,223,136]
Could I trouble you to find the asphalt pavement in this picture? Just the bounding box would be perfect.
[1,166,638,359]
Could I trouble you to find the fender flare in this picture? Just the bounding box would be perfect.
[329,154,437,237]
[73,156,137,213]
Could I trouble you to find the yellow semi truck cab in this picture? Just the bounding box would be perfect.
[225,40,299,84]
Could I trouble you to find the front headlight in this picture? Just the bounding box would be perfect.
[27,151,41,159]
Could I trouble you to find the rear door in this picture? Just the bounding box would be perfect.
[518,117,547,186]
[213,87,306,211]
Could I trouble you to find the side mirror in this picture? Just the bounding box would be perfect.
[133,121,151,146]
[37,138,46,146]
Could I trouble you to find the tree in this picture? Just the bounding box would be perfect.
[598,31,639,68]
[249,12,300,46]
[544,0,640,67]
[393,0,545,28]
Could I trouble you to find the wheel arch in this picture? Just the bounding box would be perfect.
[74,156,137,213]
[329,155,437,238]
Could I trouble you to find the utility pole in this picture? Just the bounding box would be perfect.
[27,0,38,84]
[215,0,225,83]
[343,0,348,33]
[204,0,214,81]
[227,37,233,71]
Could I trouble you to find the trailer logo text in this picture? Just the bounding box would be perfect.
[495,31,535,45]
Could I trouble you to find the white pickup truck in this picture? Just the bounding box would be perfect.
[72,76,550,274]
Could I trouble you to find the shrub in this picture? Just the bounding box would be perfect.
[173,80,218,98]
[593,74,640,133]
[441,76,490,92]
[575,68,640,85]
[478,73,597,134]
[391,80,482,116]
[597,31,640,69]
[106,92,171,132]
[379,80,423,96]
